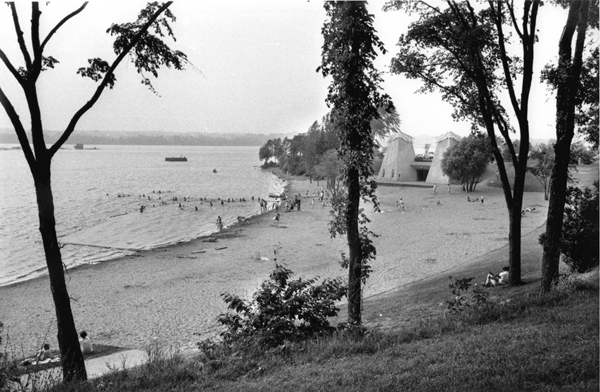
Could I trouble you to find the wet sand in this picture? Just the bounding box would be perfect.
[0,176,548,354]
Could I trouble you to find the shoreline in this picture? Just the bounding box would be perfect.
[0,172,289,289]
[0,173,549,355]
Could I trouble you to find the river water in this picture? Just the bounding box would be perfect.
[0,144,285,286]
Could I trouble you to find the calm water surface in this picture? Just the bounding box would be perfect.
[0,145,284,286]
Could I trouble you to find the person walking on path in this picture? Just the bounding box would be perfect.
[447,183,451,194]
[433,183,437,194]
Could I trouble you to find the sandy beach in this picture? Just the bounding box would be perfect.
[0,175,548,354]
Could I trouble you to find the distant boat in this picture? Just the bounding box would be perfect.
[74,143,84,150]
[165,156,188,162]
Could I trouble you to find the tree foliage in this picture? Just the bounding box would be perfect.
[0,2,187,382]
[218,265,347,348]
[387,0,541,286]
[539,182,599,273]
[315,149,343,192]
[259,105,400,179]
[319,1,392,325]
[441,133,491,192]
[528,142,555,200]
[542,42,599,150]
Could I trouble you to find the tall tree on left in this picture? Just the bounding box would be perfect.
[0,2,188,383]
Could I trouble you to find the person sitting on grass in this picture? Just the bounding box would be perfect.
[36,343,51,361]
[79,331,94,355]
[484,266,509,287]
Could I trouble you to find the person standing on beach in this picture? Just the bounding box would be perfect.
[400,198,405,213]
[216,216,223,232]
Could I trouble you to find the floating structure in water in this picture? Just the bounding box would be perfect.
[165,156,188,162]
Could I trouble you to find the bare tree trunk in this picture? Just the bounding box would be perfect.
[346,167,362,325]
[508,198,523,285]
[541,0,589,293]
[34,160,87,382]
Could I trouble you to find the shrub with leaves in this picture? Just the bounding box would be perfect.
[446,277,489,315]
[218,265,347,348]
[559,182,599,273]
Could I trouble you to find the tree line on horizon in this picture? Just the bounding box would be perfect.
[0,130,287,147]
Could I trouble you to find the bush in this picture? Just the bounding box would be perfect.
[446,277,489,315]
[216,265,347,348]
[560,182,599,272]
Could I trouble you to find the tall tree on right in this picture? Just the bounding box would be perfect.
[386,1,540,285]
[540,0,598,293]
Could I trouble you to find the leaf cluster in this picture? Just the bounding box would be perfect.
[446,276,490,317]
[320,2,392,183]
[540,182,599,273]
[390,1,516,131]
[77,1,188,94]
[218,265,347,348]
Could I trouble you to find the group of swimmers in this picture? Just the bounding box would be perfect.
[136,193,257,213]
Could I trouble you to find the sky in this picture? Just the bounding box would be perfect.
[0,1,588,141]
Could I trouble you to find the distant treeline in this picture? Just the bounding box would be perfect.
[0,130,288,147]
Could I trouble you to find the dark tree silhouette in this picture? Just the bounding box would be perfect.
[540,0,597,293]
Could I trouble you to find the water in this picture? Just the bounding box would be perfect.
[0,145,285,287]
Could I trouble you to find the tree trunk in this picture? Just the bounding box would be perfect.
[34,160,87,382]
[509,146,527,286]
[508,205,523,285]
[541,0,589,294]
[541,138,573,291]
[346,167,362,325]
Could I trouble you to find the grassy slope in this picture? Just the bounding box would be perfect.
[45,165,599,392]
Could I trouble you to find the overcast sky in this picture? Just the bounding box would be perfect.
[0,1,586,140]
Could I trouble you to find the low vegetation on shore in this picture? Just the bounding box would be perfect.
[9,267,593,392]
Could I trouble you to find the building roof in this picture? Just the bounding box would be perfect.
[386,130,414,144]
[434,132,462,143]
